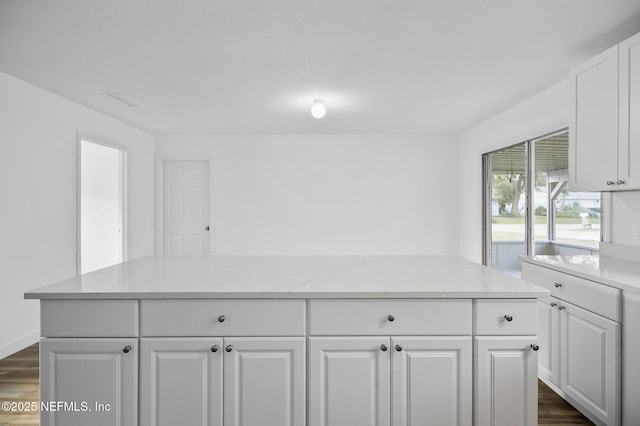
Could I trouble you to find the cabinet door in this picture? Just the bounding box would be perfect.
[537,297,560,386]
[140,338,223,426]
[475,336,538,426]
[560,302,620,426]
[618,31,640,190]
[569,45,619,191]
[40,338,137,426]
[309,337,390,426]
[224,337,305,426]
[391,337,471,426]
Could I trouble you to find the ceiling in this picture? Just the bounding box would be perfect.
[2,1,640,136]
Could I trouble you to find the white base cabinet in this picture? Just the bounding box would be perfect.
[475,337,539,426]
[40,338,138,426]
[560,301,620,426]
[523,262,621,426]
[37,296,542,426]
[140,338,305,426]
[309,336,472,426]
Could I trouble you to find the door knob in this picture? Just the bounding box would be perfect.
[218,315,225,323]
[550,302,557,308]
[554,283,562,288]
[606,180,615,185]
[211,345,218,353]
[530,344,539,351]
[618,180,626,185]
[504,314,513,322]
[205,226,210,231]
[122,345,132,354]
[225,345,233,352]
[387,314,395,322]
[395,344,403,352]
[380,344,388,352]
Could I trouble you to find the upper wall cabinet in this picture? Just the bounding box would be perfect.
[569,32,640,191]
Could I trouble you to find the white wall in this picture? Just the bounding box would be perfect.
[458,80,570,262]
[156,134,459,255]
[459,78,640,263]
[0,71,155,358]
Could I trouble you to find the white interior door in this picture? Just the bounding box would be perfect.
[80,138,125,274]
[163,161,210,256]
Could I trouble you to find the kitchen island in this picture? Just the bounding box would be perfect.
[26,255,548,426]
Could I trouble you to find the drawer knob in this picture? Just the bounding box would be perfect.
[554,283,562,288]
[225,345,233,352]
[504,314,513,322]
[211,345,218,353]
[387,314,395,322]
[218,315,225,323]
[380,344,388,352]
[558,305,565,310]
[550,302,557,308]
[395,344,403,352]
[530,344,540,351]
[607,180,616,185]
[122,345,132,354]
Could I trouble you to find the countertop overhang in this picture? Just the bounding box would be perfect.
[25,256,548,300]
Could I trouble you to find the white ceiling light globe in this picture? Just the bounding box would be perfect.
[311,100,326,119]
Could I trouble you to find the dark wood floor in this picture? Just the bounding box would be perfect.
[1,343,593,425]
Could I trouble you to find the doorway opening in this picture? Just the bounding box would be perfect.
[78,137,125,274]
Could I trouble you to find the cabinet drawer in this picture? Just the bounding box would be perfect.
[41,300,139,337]
[308,299,471,335]
[522,262,620,321]
[474,299,537,335]
[141,299,305,336]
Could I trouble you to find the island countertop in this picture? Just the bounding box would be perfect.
[25,255,548,299]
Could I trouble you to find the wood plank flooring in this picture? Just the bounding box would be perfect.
[1,343,594,425]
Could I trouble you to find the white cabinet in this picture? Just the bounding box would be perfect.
[569,31,640,191]
[40,338,138,426]
[475,337,539,426]
[309,337,390,426]
[560,301,620,426]
[392,337,472,426]
[140,336,305,426]
[522,262,621,426]
[140,338,223,426]
[223,337,305,426]
[536,297,560,386]
[308,336,472,426]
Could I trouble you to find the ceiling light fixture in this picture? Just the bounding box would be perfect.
[311,99,326,119]
[105,92,141,108]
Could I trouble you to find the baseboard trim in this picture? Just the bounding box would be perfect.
[0,331,39,360]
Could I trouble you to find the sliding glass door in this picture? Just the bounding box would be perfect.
[483,130,600,277]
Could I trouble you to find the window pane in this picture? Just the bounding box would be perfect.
[488,142,527,274]
[533,132,600,254]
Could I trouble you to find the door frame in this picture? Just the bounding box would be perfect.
[155,156,215,255]
[76,132,128,275]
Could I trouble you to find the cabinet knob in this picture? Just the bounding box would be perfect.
[380,344,388,352]
[558,305,565,310]
[218,315,225,323]
[550,302,558,308]
[504,314,513,322]
[387,314,395,322]
[122,345,132,354]
[225,345,233,352]
[395,344,403,352]
[554,282,562,288]
[618,179,626,185]
[530,344,540,351]
[211,345,218,353]
[606,180,616,186]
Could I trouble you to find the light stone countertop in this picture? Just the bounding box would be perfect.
[25,255,548,300]
[521,254,640,293]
